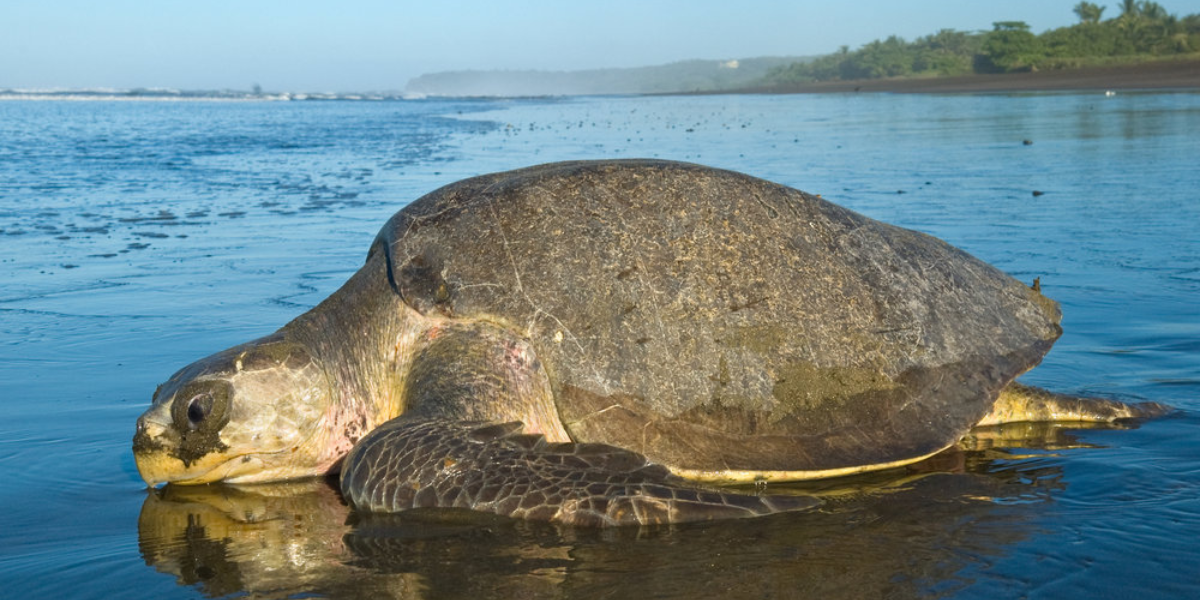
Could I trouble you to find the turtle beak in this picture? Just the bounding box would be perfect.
[133,413,176,487]
[135,457,173,488]
[132,408,230,487]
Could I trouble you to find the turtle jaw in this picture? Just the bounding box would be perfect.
[132,398,331,487]
[133,412,312,485]
[133,412,250,486]
[134,451,228,487]
[133,447,294,487]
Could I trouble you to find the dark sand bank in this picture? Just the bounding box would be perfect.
[736,58,1200,94]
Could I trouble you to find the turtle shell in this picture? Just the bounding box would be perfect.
[375,160,1061,473]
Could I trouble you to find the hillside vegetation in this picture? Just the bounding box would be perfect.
[405,57,810,97]
[760,1,1200,86]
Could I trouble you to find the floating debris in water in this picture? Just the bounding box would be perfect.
[119,210,178,223]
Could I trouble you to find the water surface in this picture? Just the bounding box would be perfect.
[1,92,1197,599]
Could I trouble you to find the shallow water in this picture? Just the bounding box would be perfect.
[1,92,1197,599]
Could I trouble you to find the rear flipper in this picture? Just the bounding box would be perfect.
[340,418,819,527]
[976,382,1174,426]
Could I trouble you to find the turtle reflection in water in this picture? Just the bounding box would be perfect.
[131,160,1169,527]
[136,443,1082,599]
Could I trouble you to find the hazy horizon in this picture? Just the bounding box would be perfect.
[6,0,1200,93]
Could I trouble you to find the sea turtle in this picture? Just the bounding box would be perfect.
[133,159,1166,526]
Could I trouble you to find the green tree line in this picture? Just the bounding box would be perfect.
[761,1,1200,85]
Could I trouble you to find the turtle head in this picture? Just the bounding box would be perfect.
[133,331,335,486]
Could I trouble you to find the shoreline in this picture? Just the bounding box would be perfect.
[724,58,1200,94]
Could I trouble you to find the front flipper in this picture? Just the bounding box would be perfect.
[340,418,819,527]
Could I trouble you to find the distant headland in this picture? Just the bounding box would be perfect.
[402,57,812,97]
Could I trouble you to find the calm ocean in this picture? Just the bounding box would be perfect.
[1,92,1197,599]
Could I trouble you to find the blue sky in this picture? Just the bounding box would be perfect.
[5,0,1200,92]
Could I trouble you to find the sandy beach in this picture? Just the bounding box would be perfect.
[740,58,1200,94]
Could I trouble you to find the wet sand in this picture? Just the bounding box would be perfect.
[736,58,1200,94]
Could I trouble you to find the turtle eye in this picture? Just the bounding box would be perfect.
[185,394,214,429]
[170,380,232,434]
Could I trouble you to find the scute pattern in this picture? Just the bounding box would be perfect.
[377,160,1063,473]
